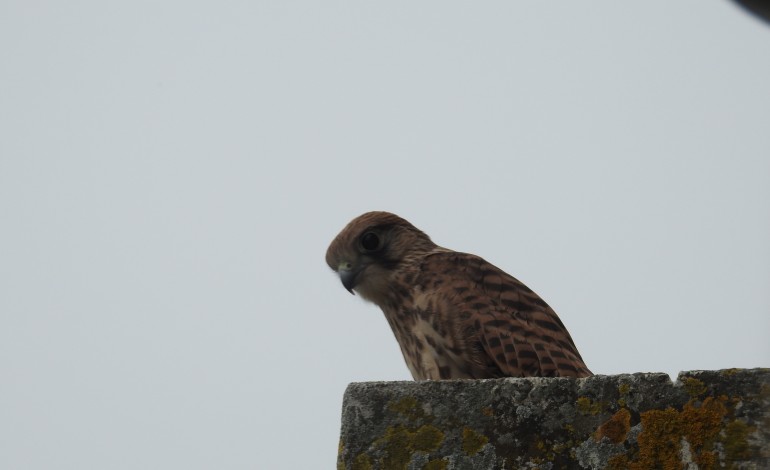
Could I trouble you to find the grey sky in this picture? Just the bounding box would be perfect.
[1,1,768,468]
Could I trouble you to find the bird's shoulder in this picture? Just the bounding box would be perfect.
[425,250,573,330]
[410,249,541,304]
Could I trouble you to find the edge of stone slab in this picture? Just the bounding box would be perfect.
[342,368,770,389]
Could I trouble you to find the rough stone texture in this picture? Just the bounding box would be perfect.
[338,368,769,469]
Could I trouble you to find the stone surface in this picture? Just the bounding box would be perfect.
[337,368,769,469]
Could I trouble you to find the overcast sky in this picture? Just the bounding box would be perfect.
[1,1,768,469]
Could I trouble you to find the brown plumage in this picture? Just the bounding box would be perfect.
[326,211,592,380]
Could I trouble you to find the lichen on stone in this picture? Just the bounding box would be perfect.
[372,424,445,469]
[723,419,753,461]
[349,453,372,470]
[462,427,489,456]
[423,458,448,470]
[338,369,768,469]
[576,396,602,415]
[616,383,632,408]
[388,396,429,422]
[594,408,631,444]
[682,377,708,398]
[623,396,728,469]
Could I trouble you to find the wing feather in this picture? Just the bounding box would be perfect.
[418,251,592,378]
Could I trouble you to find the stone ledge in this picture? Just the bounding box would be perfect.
[338,368,769,469]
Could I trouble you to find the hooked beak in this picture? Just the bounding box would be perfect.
[337,261,363,294]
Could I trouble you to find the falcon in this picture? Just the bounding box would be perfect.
[325,211,592,380]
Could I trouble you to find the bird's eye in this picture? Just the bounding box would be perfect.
[360,232,382,252]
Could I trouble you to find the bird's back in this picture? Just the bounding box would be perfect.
[384,250,592,379]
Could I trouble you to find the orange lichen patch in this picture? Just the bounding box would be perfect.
[481,406,494,417]
[594,408,631,444]
[623,396,728,469]
[635,408,681,468]
[697,449,717,468]
[606,454,631,470]
[680,397,726,448]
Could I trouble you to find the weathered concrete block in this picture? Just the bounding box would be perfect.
[338,369,769,469]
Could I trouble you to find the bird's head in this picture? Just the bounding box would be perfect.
[325,211,436,304]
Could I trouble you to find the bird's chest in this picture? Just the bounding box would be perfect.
[384,307,472,380]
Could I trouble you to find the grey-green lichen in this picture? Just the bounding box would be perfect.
[682,377,708,398]
[461,427,488,456]
[576,396,603,416]
[388,396,430,422]
[368,424,445,469]
[723,419,753,461]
